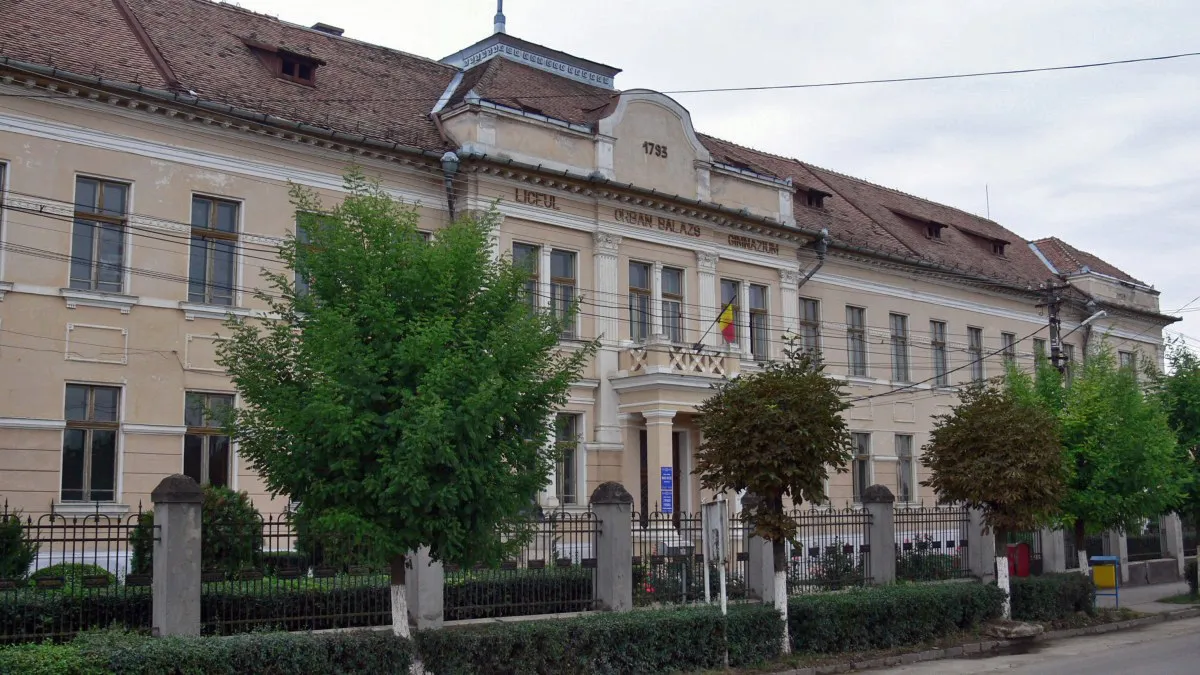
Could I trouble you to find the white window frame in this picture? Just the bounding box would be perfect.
[188,192,244,308]
[58,380,126,505]
[851,432,872,504]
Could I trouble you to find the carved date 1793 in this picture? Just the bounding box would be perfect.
[642,141,668,158]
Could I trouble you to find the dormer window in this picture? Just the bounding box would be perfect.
[281,56,315,84]
[992,241,1006,256]
[244,38,325,87]
[805,189,827,209]
[926,223,944,240]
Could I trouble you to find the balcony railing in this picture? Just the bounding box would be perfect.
[620,342,737,378]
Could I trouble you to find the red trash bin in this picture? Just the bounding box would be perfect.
[1006,542,1031,577]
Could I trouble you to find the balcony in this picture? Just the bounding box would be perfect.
[617,340,739,379]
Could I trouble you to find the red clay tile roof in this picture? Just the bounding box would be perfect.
[448,57,617,126]
[0,0,1138,292]
[4,0,172,88]
[1032,237,1146,286]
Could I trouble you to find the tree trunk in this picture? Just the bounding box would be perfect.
[390,554,410,639]
[993,527,1010,619]
[1074,519,1089,576]
[772,539,789,654]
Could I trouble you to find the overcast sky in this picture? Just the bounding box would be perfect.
[239,0,1199,347]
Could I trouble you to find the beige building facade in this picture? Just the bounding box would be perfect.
[0,0,1177,519]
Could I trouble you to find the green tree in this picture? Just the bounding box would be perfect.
[1149,340,1200,594]
[922,375,1066,615]
[216,171,594,637]
[1040,345,1187,568]
[694,340,853,653]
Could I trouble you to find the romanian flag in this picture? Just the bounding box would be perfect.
[718,302,736,344]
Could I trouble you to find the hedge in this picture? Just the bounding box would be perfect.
[0,630,413,675]
[1009,573,1096,622]
[416,604,782,675]
[788,581,1005,653]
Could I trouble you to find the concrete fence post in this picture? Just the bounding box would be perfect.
[862,485,896,585]
[151,474,202,637]
[1041,527,1067,574]
[967,508,996,583]
[1162,514,1185,579]
[746,535,775,602]
[591,482,633,611]
[406,546,444,629]
[1103,530,1130,584]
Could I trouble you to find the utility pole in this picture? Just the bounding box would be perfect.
[1042,287,1067,374]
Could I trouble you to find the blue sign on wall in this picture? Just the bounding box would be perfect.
[660,466,674,514]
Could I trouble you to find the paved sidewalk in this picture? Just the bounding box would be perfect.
[1094,580,1192,613]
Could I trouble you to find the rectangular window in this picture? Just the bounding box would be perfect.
[890,313,910,382]
[555,413,580,505]
[70,177,128,293]
[550,250,576,339]
[846,306,867,377]
[184,392,234,488]
[189,196,238,305]
[1119,350,1136,370]
[799,298,821,356]
[968,327,984,381]
[1033,338,1047,360]
[661,267,684,343]
[896,434,914,503]
[61,384,120,502]
[512,243,539,310]
[930,320,948,387]
[720,279,740,344]
[749,284,769,360]
[851,432,871,503]
[1001,332,1017,364]
[629,261,652,342]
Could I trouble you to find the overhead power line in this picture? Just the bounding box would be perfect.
[2,50,1198,103]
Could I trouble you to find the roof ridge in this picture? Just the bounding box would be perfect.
[176,0,459,71]
[698,132,808,167]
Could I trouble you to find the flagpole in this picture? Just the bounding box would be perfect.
[693,299,737,353]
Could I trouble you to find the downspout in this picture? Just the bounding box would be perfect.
[795,228,830,291]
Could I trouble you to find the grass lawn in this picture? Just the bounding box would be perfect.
[1156,593,1200,604]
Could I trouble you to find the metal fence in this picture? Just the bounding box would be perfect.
[1006,531,1044,575]
[444,509,599,620]
[894,505,971,582]
[1127,521,1165,562]
[1065,532,1107,569]
[0,504,153,644]
[631,511,707,606]
[786,506,872,592]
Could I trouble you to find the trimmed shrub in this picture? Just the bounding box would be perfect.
[0,513,38,581]
[0,641,108,675]
[445,567,594,620]
[1010,573,1096,622]
[1187,559,1197,597]
[417,606,731,675]
[896,552,962,581]
[788,582,1004,653]
[726,603,784,665]
[30,564,117,594]
[0,590,151,641]
[71,629,412,674]
[131,485,263,575]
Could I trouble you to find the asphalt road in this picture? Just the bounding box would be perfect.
[867,616,1200,674]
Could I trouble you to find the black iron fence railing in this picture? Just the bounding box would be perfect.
[0,503,153,644]
[894,505,971,581]
[786,507,872,593]
[443,509,599,620]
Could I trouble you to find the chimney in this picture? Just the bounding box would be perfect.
[493,0,506,34]
[311,22,345,36]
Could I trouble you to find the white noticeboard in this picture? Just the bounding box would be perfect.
[701,494,729,615]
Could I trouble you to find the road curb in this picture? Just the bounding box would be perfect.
[765,606,1200,675]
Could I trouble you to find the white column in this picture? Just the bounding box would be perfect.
[539,246,552,311]
[651,261,664,338]
[738,281,751,357]
[779,268,800,339]
[593,232,624,450]
[697,251,720,348]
